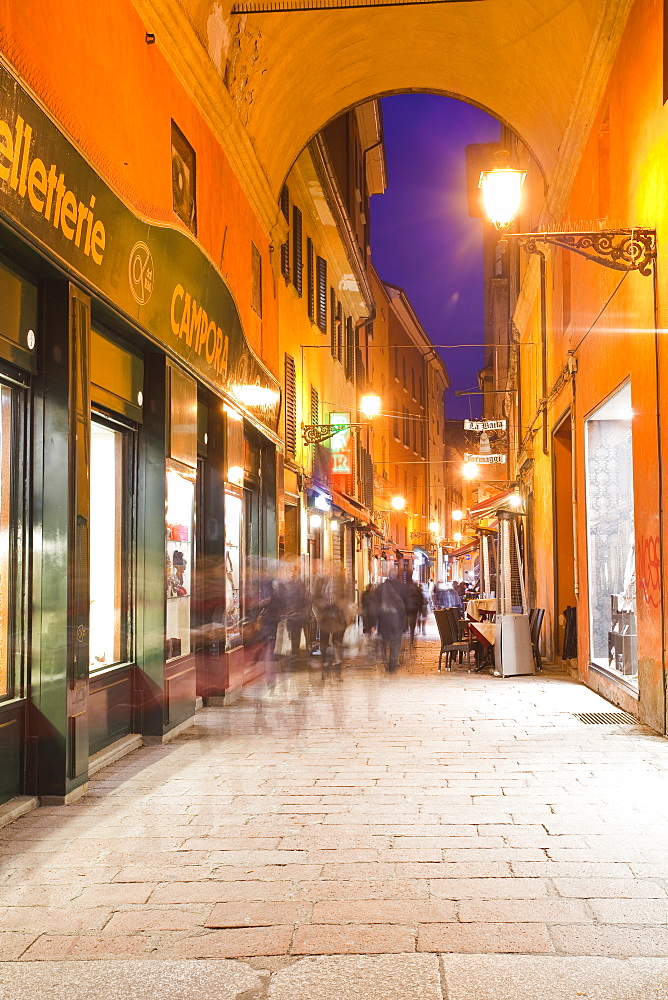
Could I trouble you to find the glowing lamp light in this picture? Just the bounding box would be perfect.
[462,462,479,480]
[223,403,243,422]
[391,495,406,511]
[331,519,339,531]
[428,521,440,533]
[507,493,523,509]
[314,493,331,512]
[227,465,244,486]
[230,384,280,408]
[479,151,526,230]
[453,532,463,543]
[309,514,322,530]
[360,394,381,418]
[452,509,463,521]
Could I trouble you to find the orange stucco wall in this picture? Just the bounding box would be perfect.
[0,0,278,376]
[529,0,667,728]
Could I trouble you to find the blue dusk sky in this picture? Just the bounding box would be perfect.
[370,93,500,420]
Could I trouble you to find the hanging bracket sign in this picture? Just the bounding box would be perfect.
[464,452,507,464]
[464,419,507,432]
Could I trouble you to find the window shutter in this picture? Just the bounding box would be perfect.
[284,353,296,459]
[316,257,327,332]
[292,206,302,296]
[307,238,315,321]
[280,185,290,280]
[336,301,343,362]
[310,385,319,461]
[251,243,262,317]
[345,316,354,381]
[330,287,337,357]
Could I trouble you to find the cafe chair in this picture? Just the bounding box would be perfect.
[435,609,478,672]
[529,608,545,671]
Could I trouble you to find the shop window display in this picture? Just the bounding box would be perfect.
[224,492,243,650]
[166,465,194,660]
[89,421,125,669]
[0,386,12,698]
[585,383,637,682]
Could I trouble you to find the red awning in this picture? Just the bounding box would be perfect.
[468,488,516,520]
[331,488,372,525]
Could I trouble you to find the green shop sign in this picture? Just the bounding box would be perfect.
[0,59,280,431]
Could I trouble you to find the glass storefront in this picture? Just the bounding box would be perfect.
[89,419,127,669]
[585,382,637,682]
[0,385,15,699]
[224,491,243,650]
[166,464,195,660]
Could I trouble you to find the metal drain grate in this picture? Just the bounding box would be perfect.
[573,711,637,725]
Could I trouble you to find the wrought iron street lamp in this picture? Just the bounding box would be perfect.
[478,154,656,276]
[479,150,526,231]
[302,395,382,444]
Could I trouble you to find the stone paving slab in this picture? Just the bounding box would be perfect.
[267,954,443,999]
[0,959,266,999]
[443,954,668,999]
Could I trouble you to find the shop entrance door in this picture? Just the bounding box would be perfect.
[553,413,576,660]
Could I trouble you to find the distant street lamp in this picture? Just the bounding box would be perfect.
[360,394,381,418]
[391,495,406,511]
[452,509,463,521]
[428,520,440,533]
[462,462,479,480]
[453,532,463,543]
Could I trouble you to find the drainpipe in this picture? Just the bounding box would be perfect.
[538,248,549,456]
[653,260,666,730]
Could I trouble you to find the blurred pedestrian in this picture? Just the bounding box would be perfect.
[375,568,408,672]
[406,579,426,645]
[282,559,310,663]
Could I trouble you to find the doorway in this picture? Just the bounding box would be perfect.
[553,412,576,660]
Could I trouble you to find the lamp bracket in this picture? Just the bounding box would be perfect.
[302,423,362,444]
[506,229,656,276]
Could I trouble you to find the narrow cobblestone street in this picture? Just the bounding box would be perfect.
[2,629,668,998]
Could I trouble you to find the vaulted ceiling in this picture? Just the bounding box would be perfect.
[144,0,631,216]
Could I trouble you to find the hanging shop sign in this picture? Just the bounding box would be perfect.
[464,452,507,464]
[463,418,508,469]
[0,59,280,432]
[464,419,506,432]
[329,412,353,477]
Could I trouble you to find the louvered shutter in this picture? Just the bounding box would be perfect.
[284,353,296,458]
[316,257,327,332]
[280,186,290,280]
[307,238,315,321]
[330,288,337,357]
[251,243,262,316]
[345,316,354,381]
[310,385,319,462]
[292,206,302,296]
[336,301,343,362]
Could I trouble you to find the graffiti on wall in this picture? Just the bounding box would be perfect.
[637,535,661,608]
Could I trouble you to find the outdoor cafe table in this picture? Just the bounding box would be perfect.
[465,598,497,621]
[467,619,496,647]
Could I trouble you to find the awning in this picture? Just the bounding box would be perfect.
[448,540,479,558]
[331,488,372,525]
[468,488,516,520]
[413,545,433,565]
